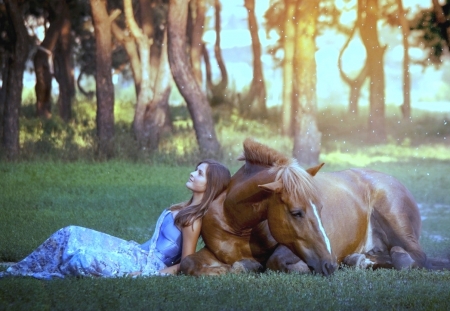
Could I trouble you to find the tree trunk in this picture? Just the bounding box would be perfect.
[90,0,117,159]
[359,0,386,143]
[131,35,153,148]
[34,1,65,119]
[124,0,154,149]
[111,22,141,97]
[292,0,321,166]
[242,0,267,117]
[0,57,8,143]
[281,0,296,136]
[142,31,173,151]
[397,0,411,120]
[203,44,213,92]
[54,2,75,122]
[211,0,228,93]
[205,0,228,105]
[3,0,30,159]
[189,0,206,86]
[140,0,160,89]
[168,0,221,158]
[337,25,368,115]
[115,0,172,150]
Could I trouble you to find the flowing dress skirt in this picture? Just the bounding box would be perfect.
[0,211,171,279]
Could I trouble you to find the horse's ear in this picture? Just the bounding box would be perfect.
[258,180,283,193]
[306,163,325,176]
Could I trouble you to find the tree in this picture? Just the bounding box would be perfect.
[2,0,31,159]
[264,0,301,134]
[54,0,75,122]
[241,0,267,117]
[141,31,173,151]
[168,0,221,158]
[34,1,66,119]
[90,0,119,159]
[112,0,172,151]
[395,0,411,119]
[409,1,449,65]
[292,0,321,166]
[359,0,387,143]
[189,0,206,86]
[0,5,9,144]
[203,0,228,105]
[0,54,6,144]
[337,25,368,115]
[432,0,450,48]
[281,0,295,135]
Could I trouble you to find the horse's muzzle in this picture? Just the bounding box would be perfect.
[308,260,337,276]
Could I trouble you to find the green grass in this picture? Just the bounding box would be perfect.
[1,99,450,310]
[0,162,193,261]
[1,269,450,310]
[1,160,450,310]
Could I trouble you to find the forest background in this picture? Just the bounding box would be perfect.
[0,0,449,165]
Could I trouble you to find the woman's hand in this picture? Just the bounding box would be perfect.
[159,264,179,275]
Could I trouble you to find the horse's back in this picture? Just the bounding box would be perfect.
[334,168,420,218]
[315,168,422,260]
[318,168,418,207]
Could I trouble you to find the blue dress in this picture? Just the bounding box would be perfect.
[0,210,182,279]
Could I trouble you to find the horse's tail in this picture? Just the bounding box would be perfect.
[426,256,450,271]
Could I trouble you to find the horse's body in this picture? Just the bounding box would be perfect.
[266,167,426,271]
[181,139,335,275]
[181,190,278,275]
[318,169,423,265]
[180,139,441,276]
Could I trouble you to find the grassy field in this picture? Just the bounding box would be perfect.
[1,104,450,310]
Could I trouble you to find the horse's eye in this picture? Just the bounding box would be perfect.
[290,209,304,218]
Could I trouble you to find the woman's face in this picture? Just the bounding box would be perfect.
[186,162,209,194]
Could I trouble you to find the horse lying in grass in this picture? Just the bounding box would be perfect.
[181,138,448,276]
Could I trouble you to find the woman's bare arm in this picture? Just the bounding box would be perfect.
[159,218,202,275]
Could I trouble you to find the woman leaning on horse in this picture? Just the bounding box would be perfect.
[0,159,231,279]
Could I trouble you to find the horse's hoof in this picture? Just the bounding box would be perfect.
[390,246,415,270]
[231,261,247,274]
[231,260,263,274]
[343,254,374,269]
[287,261,310,274]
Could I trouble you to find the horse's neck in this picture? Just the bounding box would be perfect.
[224,163,275,231]
[224,198,269,232]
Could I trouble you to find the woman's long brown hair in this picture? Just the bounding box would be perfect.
[170,159,231,228]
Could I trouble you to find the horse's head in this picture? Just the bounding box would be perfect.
[260,162,338,276]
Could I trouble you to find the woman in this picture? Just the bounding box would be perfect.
[0,160,231,279]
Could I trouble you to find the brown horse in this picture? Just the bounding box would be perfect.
[180,138,443,276]
[180,138,336,276]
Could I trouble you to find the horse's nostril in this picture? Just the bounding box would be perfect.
[322,261,337,276]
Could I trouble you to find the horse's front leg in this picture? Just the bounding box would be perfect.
[266,245,310,273]
[230,259,264,274]
[343,247,394,269]
[180,247,232,276]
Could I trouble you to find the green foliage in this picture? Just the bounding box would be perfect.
[11,87,450,171]
[12,88,450,165]
[409,5,448,67]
